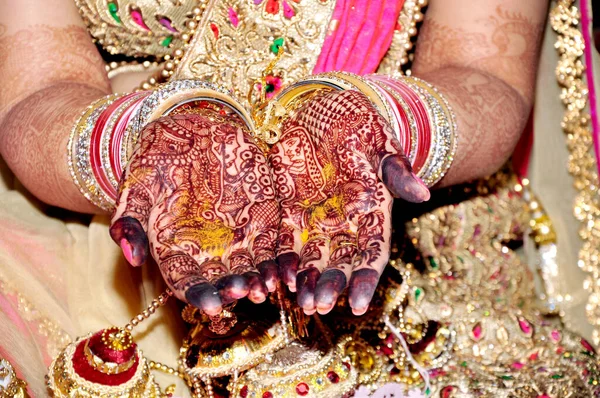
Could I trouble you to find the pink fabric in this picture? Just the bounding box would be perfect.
[336,0,371,72]
[360,0,405,74]
[314,0,404,75]
[580,0,600,177]
[323,0,357,73]
[313,0,347,73]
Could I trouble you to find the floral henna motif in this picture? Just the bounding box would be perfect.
[270,90,429,316]
[110,108,279,315]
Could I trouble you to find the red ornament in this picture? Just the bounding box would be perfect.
[295,382,309,396]
[263,392,273,398]
[240,385,248,398]
[441,385,455,398]
[210,23,219,39]
[327,371,340,383]
[342,362,351,371]
[581,338,596,353]
[472,323,483,340]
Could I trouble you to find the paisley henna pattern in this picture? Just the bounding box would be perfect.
[269,90,429,316]
[110,107,279,315]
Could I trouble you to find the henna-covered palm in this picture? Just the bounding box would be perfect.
[110,108,279,316]
[269,90,430,316]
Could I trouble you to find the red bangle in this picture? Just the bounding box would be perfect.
[110,93,149,184]
[365,76,412,155]
[367,75,432,174]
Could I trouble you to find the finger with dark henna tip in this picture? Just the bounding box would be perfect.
[277,252,300,292]
[314,268,348,315]
[257,260,279,292]
[109,216,149,267]
[348,268,380,316]
[244,272,268,303]
[186,283,223,316]
[380,154,430,203]
[215,274,250,305]
[296,267,321,314]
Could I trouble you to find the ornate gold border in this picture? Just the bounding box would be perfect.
[550,0,600,344]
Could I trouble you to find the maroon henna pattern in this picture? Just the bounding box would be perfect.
[269,90,429,315]
[110,108,279,315]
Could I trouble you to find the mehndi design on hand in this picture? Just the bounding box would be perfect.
[110,107,279,315]
[269,90,430,316]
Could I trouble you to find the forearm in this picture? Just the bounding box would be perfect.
[414,66,530,187]
[0,83,109,213]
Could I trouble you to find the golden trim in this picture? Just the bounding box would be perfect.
[551,0,600,344]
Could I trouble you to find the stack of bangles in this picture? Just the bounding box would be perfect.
[68,74,457,211]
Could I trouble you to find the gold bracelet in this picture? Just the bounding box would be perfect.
[68,94,121,211]
[262,72,399,148]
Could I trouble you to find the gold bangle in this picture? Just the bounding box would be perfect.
[265,72,400,147]
[402,76,458,186]
[67,93,121,211]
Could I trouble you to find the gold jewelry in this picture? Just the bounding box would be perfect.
[67,93,121,211]
[230,322,357,398]
[258,71,398,148]
[47,290,174,397]
[180,316,288,379]
[0,358,28,398]
[551,0,600,344]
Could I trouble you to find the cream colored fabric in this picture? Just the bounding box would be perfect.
[0,158,189,397]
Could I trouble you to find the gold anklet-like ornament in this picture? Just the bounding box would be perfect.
[47,290,179,397]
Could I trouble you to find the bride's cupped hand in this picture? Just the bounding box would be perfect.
[269,90,430,316]
[109,108,279,316]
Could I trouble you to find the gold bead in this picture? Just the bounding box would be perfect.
[187,21,197,29]
[193,7,201,14]
[182,34,190,42]
[174,49,184,57]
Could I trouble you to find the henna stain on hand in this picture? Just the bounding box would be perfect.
[112,108,279,311]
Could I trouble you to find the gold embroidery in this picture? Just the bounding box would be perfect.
[550,0,600,345]
[74,0,198,57]
[0,358,28,398]
[174,0,336,105]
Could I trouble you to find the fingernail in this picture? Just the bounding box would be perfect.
[109,217,149,266]
[316,303,334,315]
[412,173,431,201]
[120,238,136,266]
[352,306,369,316]
[304,308,317,316]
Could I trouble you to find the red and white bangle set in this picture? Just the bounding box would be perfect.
[68,91,150,211]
